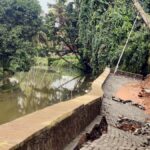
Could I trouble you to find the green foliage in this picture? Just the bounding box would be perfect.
[77,0,150,75]
[121,26,150,75]
[0,0,42,75]
[35,57,48,66]
[49,55,79,68]
[45,0,150,75]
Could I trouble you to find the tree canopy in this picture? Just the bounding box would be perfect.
[46,0,150,75]
[0,0,42,76]
[0,0,149,77]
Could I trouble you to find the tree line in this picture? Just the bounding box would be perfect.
[0,0,150,79]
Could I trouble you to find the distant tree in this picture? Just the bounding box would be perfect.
[0,0,42,78]
[45,1,91,72]
[77,0,150,75]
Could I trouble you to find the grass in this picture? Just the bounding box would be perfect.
[0,68,3,80]
[34,54,83,73]
[34,57,48,66]
[50,54,80,67]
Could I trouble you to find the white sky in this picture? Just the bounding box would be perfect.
[39,0,55,13]
[39,0,73,13]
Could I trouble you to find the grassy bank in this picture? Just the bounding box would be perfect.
[50,54,79,67]
[34,57,48,66]
[35,54,81,68]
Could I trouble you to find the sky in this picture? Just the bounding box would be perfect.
[39,0,73,14]
[39,0,56,13]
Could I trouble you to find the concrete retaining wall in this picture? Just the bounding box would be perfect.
[0,68,110,150]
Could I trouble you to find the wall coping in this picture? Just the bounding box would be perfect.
[0,67,110,150]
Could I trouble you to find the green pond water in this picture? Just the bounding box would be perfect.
[0,66,91,125]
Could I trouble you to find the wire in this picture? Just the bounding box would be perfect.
[114,14,139,74]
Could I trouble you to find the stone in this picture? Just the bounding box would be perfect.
[132,102,146,110]
[138,92,143,97]
[8,77,19,86]
[112,96,124,103]
[122,100,132,104]
[116,118,143,132]
[134,128,141,135]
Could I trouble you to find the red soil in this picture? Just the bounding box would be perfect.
[116,78,150,114]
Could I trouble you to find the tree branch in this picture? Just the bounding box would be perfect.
[56,51,84,71]
[132,0,150,29]
[60,37,81,61]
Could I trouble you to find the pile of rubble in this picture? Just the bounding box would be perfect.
[134,122,150,136]
[116,117,143,132]
[116,116,150,147]
[112,95,150,146]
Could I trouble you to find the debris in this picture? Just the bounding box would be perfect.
[138,92,143,97]
[116,117,150,137]
[132,102,146,110]
[74,116,108,150]
[147,136,150,145]
[142,137,150,147]
[123,100,132,103]
[138,87,150,98]
[145,117,150,123]
[116,117,143,132]
[86,116,108,141]
[112,96,146,111]
[112,96,124,103]
[134,123,150,136]
[112,96,132,104]
[73,134,88,150]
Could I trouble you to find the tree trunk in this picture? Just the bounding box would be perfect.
[132,0,150,29]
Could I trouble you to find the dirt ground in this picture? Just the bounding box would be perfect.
[116,77,150,114]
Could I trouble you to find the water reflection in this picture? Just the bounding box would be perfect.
[0,67,91,125]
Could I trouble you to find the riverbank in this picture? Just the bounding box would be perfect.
[35,54,80,68]
[0,65,89,125]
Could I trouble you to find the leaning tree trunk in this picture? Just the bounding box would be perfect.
[132,0,150,75]
[132,0,150,29]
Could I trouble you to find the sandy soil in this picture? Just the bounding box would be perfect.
[116,78,150,114]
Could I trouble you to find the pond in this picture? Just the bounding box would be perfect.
[0,66,91,125]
